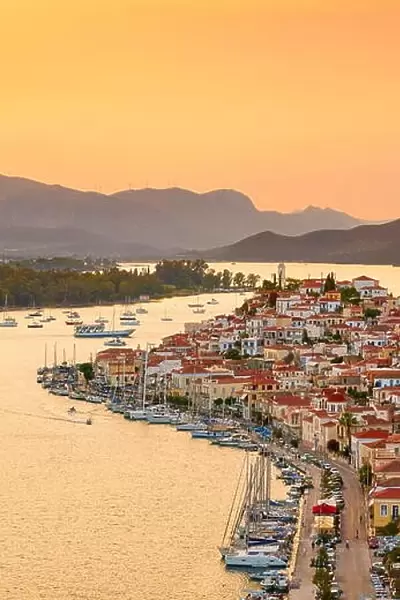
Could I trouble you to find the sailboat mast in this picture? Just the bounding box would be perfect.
[142,345,150,410]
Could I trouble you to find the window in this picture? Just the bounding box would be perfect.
[393,505,399,519]
[380,504,388,517]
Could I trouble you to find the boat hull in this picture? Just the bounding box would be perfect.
[74,329,134,338]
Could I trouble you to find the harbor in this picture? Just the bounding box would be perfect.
[3,265,400,599]
[35,353,317,600]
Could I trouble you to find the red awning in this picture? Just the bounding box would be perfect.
[312,503,337,515]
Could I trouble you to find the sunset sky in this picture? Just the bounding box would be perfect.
[1,0,399,219]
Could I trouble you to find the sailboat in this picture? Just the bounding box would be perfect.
[188,294,204,309]
[0,295,18,327]
[161,307,173,322]
[222,452,282,568]
[129,345,150,420]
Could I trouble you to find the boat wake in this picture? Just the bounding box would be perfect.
[0,407,90,425]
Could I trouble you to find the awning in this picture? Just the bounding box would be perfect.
[312,503,337,515]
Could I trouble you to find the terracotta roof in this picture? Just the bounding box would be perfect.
[272,395,311,407]
[377,478,400,488]
[352,430,389,440]
[375,459,400,473]
[353,276,377,282]
[372,488,400,500]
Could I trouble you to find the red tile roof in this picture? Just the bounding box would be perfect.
[375,459,400,473]
[372,488,400,500]
[353,430,390,440]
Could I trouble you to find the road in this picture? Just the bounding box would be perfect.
[333,459,372,600]
[288,454,372,600]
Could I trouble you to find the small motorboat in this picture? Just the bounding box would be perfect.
[86,417,92,425]
[27,320,43,329]
[104,337,127,347]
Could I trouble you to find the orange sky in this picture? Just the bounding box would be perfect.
[1,0,399,219]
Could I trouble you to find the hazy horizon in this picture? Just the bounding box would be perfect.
[1,0,399,220]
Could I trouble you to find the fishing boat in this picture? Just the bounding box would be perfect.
[74,324,134,338]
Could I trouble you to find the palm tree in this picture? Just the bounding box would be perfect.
[339,411,358,463]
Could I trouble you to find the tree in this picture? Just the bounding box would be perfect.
[245,273,260,288]
[364,308,381,322]
[78,362,94,385]
[359,463,373,487]
[327,439,340,453]
[221,269,233,289]
[283,351,295,365]
[261,278,277,291]
[285,278,301,291]
[340,286,360,305]
[224,348,241,360]
[324,272,336,292]
[233,272,246,288]
[268,291,278,308]
[339,411,358,462]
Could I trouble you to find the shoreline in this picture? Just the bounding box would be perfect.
[2,288,252,313]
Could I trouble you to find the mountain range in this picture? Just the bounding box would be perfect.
[0,175,366,257]
[197,220,400,265]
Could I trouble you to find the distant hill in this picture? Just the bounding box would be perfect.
[0,175,368,256]
[196,220,400,265]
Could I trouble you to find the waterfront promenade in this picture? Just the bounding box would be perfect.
[289,465,320,600]
[334,460,372,600]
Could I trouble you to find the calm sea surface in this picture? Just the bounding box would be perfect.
[3,259,396,599]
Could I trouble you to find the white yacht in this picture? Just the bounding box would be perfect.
[207,298,219,305]
[147,413,172,424]
[66,316,83,326]
[129,410,148,421]
[0,315,18,328]
[224,549,283,568]
[135,306,148,315]
[193,307,206,314]
[176,422,206,432]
